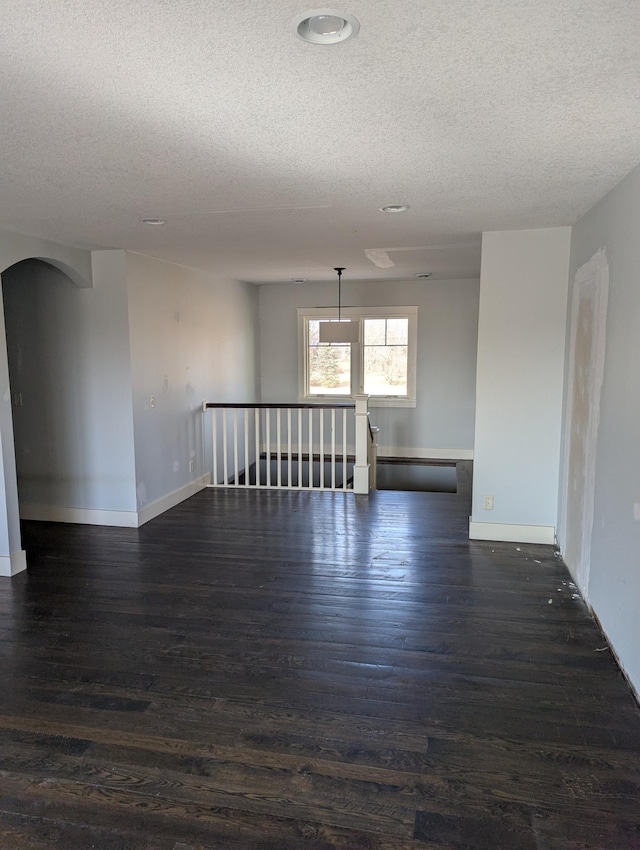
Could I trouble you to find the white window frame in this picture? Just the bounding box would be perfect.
[297,306,418,408]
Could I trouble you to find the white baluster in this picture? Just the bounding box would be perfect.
[287,408,292,489]
[233,408,239,485]
[244,408,249,487]
[308,408,313,489]
[319,408,325,490]
[276,408,282,487]
[254,408,260,487]
[297,408,303,488]
[342,407,348,490]
[222,409,229,486]
[266,409,271,487]
[212,408,218,486]
[331,408,336,489]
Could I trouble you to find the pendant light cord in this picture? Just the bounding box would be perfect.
[334,267,345,321]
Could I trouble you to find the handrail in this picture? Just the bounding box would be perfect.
[202,397,374,494]
[204,402,355,410]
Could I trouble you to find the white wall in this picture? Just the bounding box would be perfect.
[470,228,571,543]
[1,246,260,538]
[0,230,92,572]
[563,162,640,696]
[3,252,138,521]
[0,230,92,289]
[259,278,479,455]
[126,252,260,517]
[0,291,22,570]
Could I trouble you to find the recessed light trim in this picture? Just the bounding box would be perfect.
[380,204,410,213]
[140,217,166,226]
[292,278,307,284]
[291,9,360,44]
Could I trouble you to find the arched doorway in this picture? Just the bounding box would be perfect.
[0,254,92,576]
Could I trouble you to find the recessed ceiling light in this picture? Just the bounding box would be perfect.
[416,273,432,279]
[380,204,410,213]
[292,278,307,284]
[292,9,360,44]
[140,217,166,226]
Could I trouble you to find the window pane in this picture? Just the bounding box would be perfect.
[309,345,351,395]
[363,318,386,345]
[308,319,321,346]
[363,345,408,395]
[386,317,408,345]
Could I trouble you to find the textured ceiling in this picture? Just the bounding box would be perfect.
[1,0,639,283]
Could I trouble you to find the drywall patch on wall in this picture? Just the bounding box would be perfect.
[565,160,640,699]
[558,248,609,596]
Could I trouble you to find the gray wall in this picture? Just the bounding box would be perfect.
[259,278,479,454]
[0,230,92,569]
[2,248,261,528]
[564,162,640,695]
[126,252,260,511]
[471,228,571,542]
[3,252,137,514]
[0,230,92,290]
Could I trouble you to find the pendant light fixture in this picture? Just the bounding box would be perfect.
[318,267,360,343]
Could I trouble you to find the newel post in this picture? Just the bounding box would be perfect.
[353,394,370,494]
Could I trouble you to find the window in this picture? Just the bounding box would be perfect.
[298,306,417,407]
[363,317,409,396]
[307,319,352,395]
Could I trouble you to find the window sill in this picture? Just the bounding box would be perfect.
[299,396,416,409]
[370,397,416,409]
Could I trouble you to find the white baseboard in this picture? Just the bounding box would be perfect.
[19,475,211,530]
[0,550,27,577]
[20,504,139,527]
[137,474,211,527]
[378,446,474,461]
[469,520,556,545]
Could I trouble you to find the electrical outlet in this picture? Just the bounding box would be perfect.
[483,495,494,510]
[149,395,155,409]
[189,460,195,473]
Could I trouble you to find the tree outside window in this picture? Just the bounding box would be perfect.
[300,307,417,407]
[307,320,351,395]
[363,318,408,395]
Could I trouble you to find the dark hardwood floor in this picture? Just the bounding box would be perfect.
[0,488,638,849]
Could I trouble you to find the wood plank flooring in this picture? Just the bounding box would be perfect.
[0,488,638,849]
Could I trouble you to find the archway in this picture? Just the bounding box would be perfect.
[0,255,91,576]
